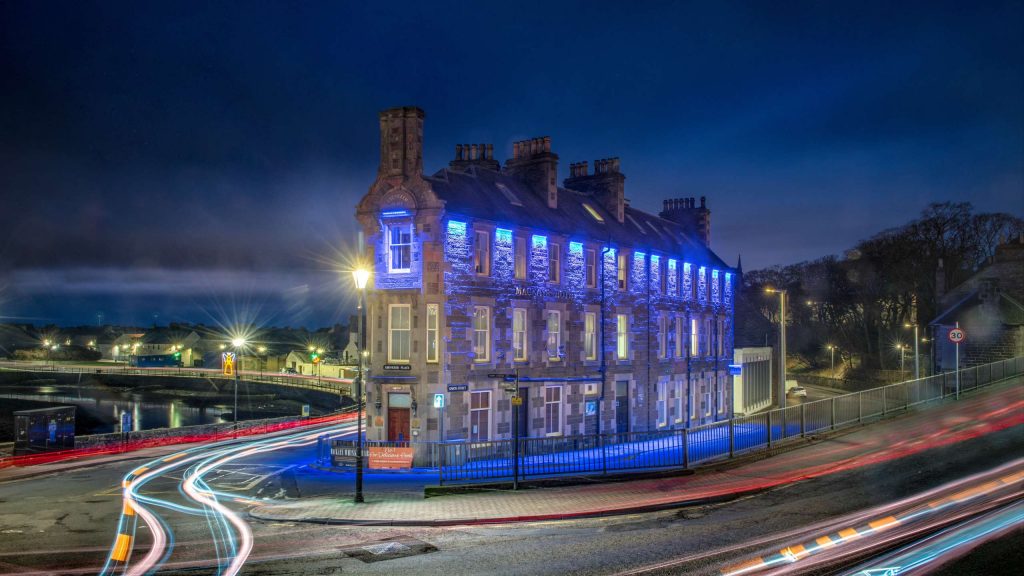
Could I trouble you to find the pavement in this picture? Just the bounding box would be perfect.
[249,379,1024,526]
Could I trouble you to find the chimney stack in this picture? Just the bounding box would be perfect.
[505,136,559,209]
[564,156,626,223]
[378,106,425,178]
[449,141,500,172]
[659,196,712,246]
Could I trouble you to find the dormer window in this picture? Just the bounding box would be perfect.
[387,223,412,273]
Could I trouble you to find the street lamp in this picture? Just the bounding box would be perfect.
[351,266,371,504]
[895,343,906,373]
[765,288,788,408]
[826,344,836,378]
[231,337,246,436]
[903,323,920,380]
[258,346,267,380]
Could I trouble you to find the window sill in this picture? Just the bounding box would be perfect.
[545,431,563,437]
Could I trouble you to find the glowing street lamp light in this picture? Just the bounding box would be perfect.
[826,344,837,378]
[765,288,788,408]
[231,337,247,436]
[351,266,371,504]
[903,323,920,380]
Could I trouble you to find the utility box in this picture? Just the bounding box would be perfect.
[13,406,76,456]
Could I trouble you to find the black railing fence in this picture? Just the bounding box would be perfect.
[316,356,1022,485]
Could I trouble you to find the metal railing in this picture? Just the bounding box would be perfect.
[0,361,353,396]
[324,356,1021,485]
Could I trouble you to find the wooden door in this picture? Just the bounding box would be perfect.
[387,407,410,442]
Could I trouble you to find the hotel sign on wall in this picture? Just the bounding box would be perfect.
[514,285,575,302]
[383,364,412,371]
[369,446,414,469]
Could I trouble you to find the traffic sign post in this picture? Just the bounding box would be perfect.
[512,368,520,490]
[434,394,446,444]
[948,323,966,398]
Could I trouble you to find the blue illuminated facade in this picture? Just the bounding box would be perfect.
[357,106,738,445]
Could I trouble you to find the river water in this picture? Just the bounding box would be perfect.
[0,380,310,436]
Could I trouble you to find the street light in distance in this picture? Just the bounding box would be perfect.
[765,287,788,408]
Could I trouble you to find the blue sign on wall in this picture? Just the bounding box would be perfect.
[447,384,469,392]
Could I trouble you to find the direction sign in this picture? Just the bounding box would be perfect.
[948,327,966,343]
[487,373,515,379]
[383,364,412,371]
[433,393,445,408]
[447,384,469,392]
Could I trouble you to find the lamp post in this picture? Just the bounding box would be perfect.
[896,343,906,373]
[904,323,920,380]
[231,337,246,437]
[352,266,371,504]
[827,345,836,378]
[766,288,787,408]
[258,346,267,380]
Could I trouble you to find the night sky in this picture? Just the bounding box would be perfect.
[1,1,1021,327]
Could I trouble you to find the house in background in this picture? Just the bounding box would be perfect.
[930,234,1024,371]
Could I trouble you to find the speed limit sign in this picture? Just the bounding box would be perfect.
[948,327,966,343]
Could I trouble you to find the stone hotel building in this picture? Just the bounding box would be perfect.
[356,106,737,443]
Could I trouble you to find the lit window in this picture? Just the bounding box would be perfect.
[718,318,726,356]
[388,304,411,362]
[657,380,667,427]
[674,379,684,423]
[547,311,561,360]
[690,318,699,357]
[705,318,713,356]
[549,243,560,283]
[675,317,683,358]
[514,237,527,280]
[426,304,439,363]
[470,391,491,441]
[585,249,597,288]
[513,308,528,361]
[387,224,412,273]
[717,375,726,414]
[616,314,629,360]
[658,314,669,359]
[582,203,605,223]
[545,385,562,435]
[584,312,597,360]
[704,390,712,417]
[691,374,698,419]
[473,306,490,362]
[474,230,490,275]
[617,252,628,291]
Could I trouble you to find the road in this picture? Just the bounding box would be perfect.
[0,386,1020,575]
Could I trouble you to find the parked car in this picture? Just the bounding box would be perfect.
[787,386,807,397]
[280,367,298,375]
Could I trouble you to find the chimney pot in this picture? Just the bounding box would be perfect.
[700,196,706,208]
[455,144,463,160]
[487,143,493,160]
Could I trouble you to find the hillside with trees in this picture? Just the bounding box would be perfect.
[737,202,1023,371]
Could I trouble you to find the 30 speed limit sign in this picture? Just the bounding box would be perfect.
[948,327,966,343]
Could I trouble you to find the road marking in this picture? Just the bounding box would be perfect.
[111,534,132,562]
[868,516,898,531]
[163,453,187,462]
[837,527,860,540]
[132,466,149,476]
[123,501,135,516]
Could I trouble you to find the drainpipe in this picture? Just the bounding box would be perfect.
[646,252,653,431]
[599,242,612,434]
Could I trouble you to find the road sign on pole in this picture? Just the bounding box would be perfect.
[487,373,515,380]
[950,323,965,399]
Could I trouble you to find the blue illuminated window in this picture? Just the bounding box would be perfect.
[387,224,412,273]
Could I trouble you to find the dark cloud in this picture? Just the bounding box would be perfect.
[0,0,1021,325]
